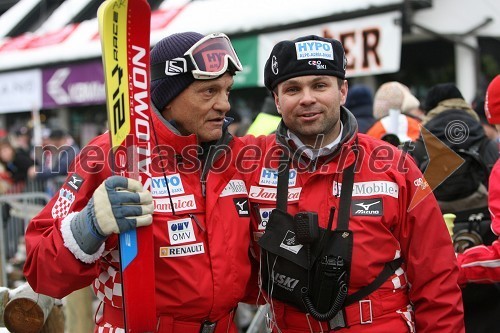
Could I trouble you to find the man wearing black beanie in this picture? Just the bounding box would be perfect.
[242,35,464,332]
[24,32,258,333]
[422,82,479,124]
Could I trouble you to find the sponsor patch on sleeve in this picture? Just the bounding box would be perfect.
[66,173,84,192]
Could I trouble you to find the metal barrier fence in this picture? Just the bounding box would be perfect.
[0,178,64,287]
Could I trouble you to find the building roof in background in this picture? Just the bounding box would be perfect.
[0,0,406,71]
[0,0,498,73]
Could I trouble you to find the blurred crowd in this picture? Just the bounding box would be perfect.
[0,125,80,196]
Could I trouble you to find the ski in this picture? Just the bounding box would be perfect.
[98,0,156,331]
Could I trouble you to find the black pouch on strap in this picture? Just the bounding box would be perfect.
[258,208,326,312]
[259,147,357,317]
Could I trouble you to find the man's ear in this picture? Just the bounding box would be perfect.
[274,93,281,114]
[161,104,171,119]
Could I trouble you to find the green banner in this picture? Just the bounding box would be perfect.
[232,35,259,89]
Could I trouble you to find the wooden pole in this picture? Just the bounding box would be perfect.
[64,286,94,333]
[0,287,9,327]
[2,283,64,333]
[41,305,65,333]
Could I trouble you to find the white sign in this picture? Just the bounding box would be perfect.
[258,11,402,83]
[0,69,42,113]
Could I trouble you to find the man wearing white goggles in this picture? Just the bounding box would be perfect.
[151,32,243,81]
[25,31,258,333]
[150,32,243,143]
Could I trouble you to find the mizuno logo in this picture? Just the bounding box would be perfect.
[233,198,249,217]
[235,200,247,210]
[351,198,383,216]
[66,173,84,192]
[71,176,82,184]
[355,201,380,211]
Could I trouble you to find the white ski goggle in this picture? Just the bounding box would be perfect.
[151,33,243,81]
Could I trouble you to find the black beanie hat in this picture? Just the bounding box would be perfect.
[150,32,204,111]
[264,35,347,91]
[424,82,464,112]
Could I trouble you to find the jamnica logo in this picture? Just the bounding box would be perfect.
[249,186,301,202]
[154,194,196,213]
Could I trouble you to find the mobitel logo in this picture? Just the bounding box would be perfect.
[333,181,398,198]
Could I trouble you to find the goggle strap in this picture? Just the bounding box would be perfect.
[150,55,196,81]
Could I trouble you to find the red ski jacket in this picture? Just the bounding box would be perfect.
[457,159,500,284]
[241,108,464,333]
[24,113,257,332]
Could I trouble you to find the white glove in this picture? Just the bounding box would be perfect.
[71,176,154,254]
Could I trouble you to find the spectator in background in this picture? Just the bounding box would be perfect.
[456,75,500,333]
[411,82,497,213]
[366,81,422,145]
[411,81,499,333]
[226,108,244,136]
[422,82,479,125]
[28,128,80,195]
[0,138,33,188]
[472,96,498,140]
[12,126,33,158]
[246,95,281,135]
[344,84,375,133]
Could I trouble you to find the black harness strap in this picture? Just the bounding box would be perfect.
[276,152,290,212]
[336,150,356,231]
[345,257,404,305]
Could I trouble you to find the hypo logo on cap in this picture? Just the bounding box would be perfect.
[295,40,334,60]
